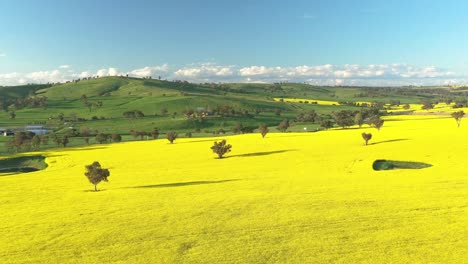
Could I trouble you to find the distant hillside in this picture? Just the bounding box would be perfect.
[0,76,466,154]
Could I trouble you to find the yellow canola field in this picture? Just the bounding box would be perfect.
[387,102,468,114]
[0,115,467,263]
[274,98,468,115]
[273,97,342,105]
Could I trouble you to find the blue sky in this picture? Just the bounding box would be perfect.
[1,0,468,86]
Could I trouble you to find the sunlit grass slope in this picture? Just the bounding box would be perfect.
[0,115,467,263]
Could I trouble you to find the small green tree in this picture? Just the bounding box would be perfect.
[211,140,232,158]
[31,135,41,151]
[62,135,69,147]
[258,124,269,138]
[354,112,364,128]
[95,133,109,144]
[166,131,177,144]
[84,161,110,191]
[40,135,49,146]
[368,116,384,131]
[451,110,465,128]
[362,132,372,145]
[232,122,244,134]
[111,134,122,142]
[320,119,334,130]
[277,119,290,132]
[151,127,160,139]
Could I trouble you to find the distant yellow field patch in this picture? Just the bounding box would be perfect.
[274,98,341,105]
[387,102,468,114]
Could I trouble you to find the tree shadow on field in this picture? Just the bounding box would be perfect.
[131,179,240,189]
[176,139,217,144]
[228,149,297,158]
[57,146,109,152]
[371,138,409,145]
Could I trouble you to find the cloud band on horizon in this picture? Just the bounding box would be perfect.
[0,63,463,87]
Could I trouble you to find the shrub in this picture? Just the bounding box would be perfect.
[258,124,269,138]
[232,123,244,134]
[166,131,177,144]
[367,116,384,131]
[111,134,122,142]
[211,140,232,158]
[84,161,110,191]
[277,119,290,132]
[95,133,110,144]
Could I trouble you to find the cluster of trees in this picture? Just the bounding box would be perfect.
[232,123,255,134]
[323,110,384,130]
[5,132,42,152]
[80,95,103,112]
[94,133,122,144]
[130,128,160,140]
[0,96,48,111]
[123,110,145,119]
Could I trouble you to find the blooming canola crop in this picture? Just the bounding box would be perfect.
[0,115,466,263]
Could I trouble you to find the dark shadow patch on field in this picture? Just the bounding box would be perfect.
[0,167,40,174]
[269,133,316,138]
[0,155,47,176]
[228,149,296,158]
[82,189,108,192]
[373,159,432,171]
[371,138,409,145]
[59,146,109,152]
[176,139,217,144]
[43,154,64,158]
[131,179,240,189]
[384,116,450,122]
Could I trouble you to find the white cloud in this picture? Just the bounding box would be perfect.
[129,64,169,78]
[0,63,462,87]
[174,63,235,82]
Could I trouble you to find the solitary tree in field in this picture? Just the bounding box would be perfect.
[84,161,110,191]
[451,110,465,128]
[258,124,269,138]
[368,116,384,131]
[166,131,177,144]
[211,140,232,158]
[362,132,372,145]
